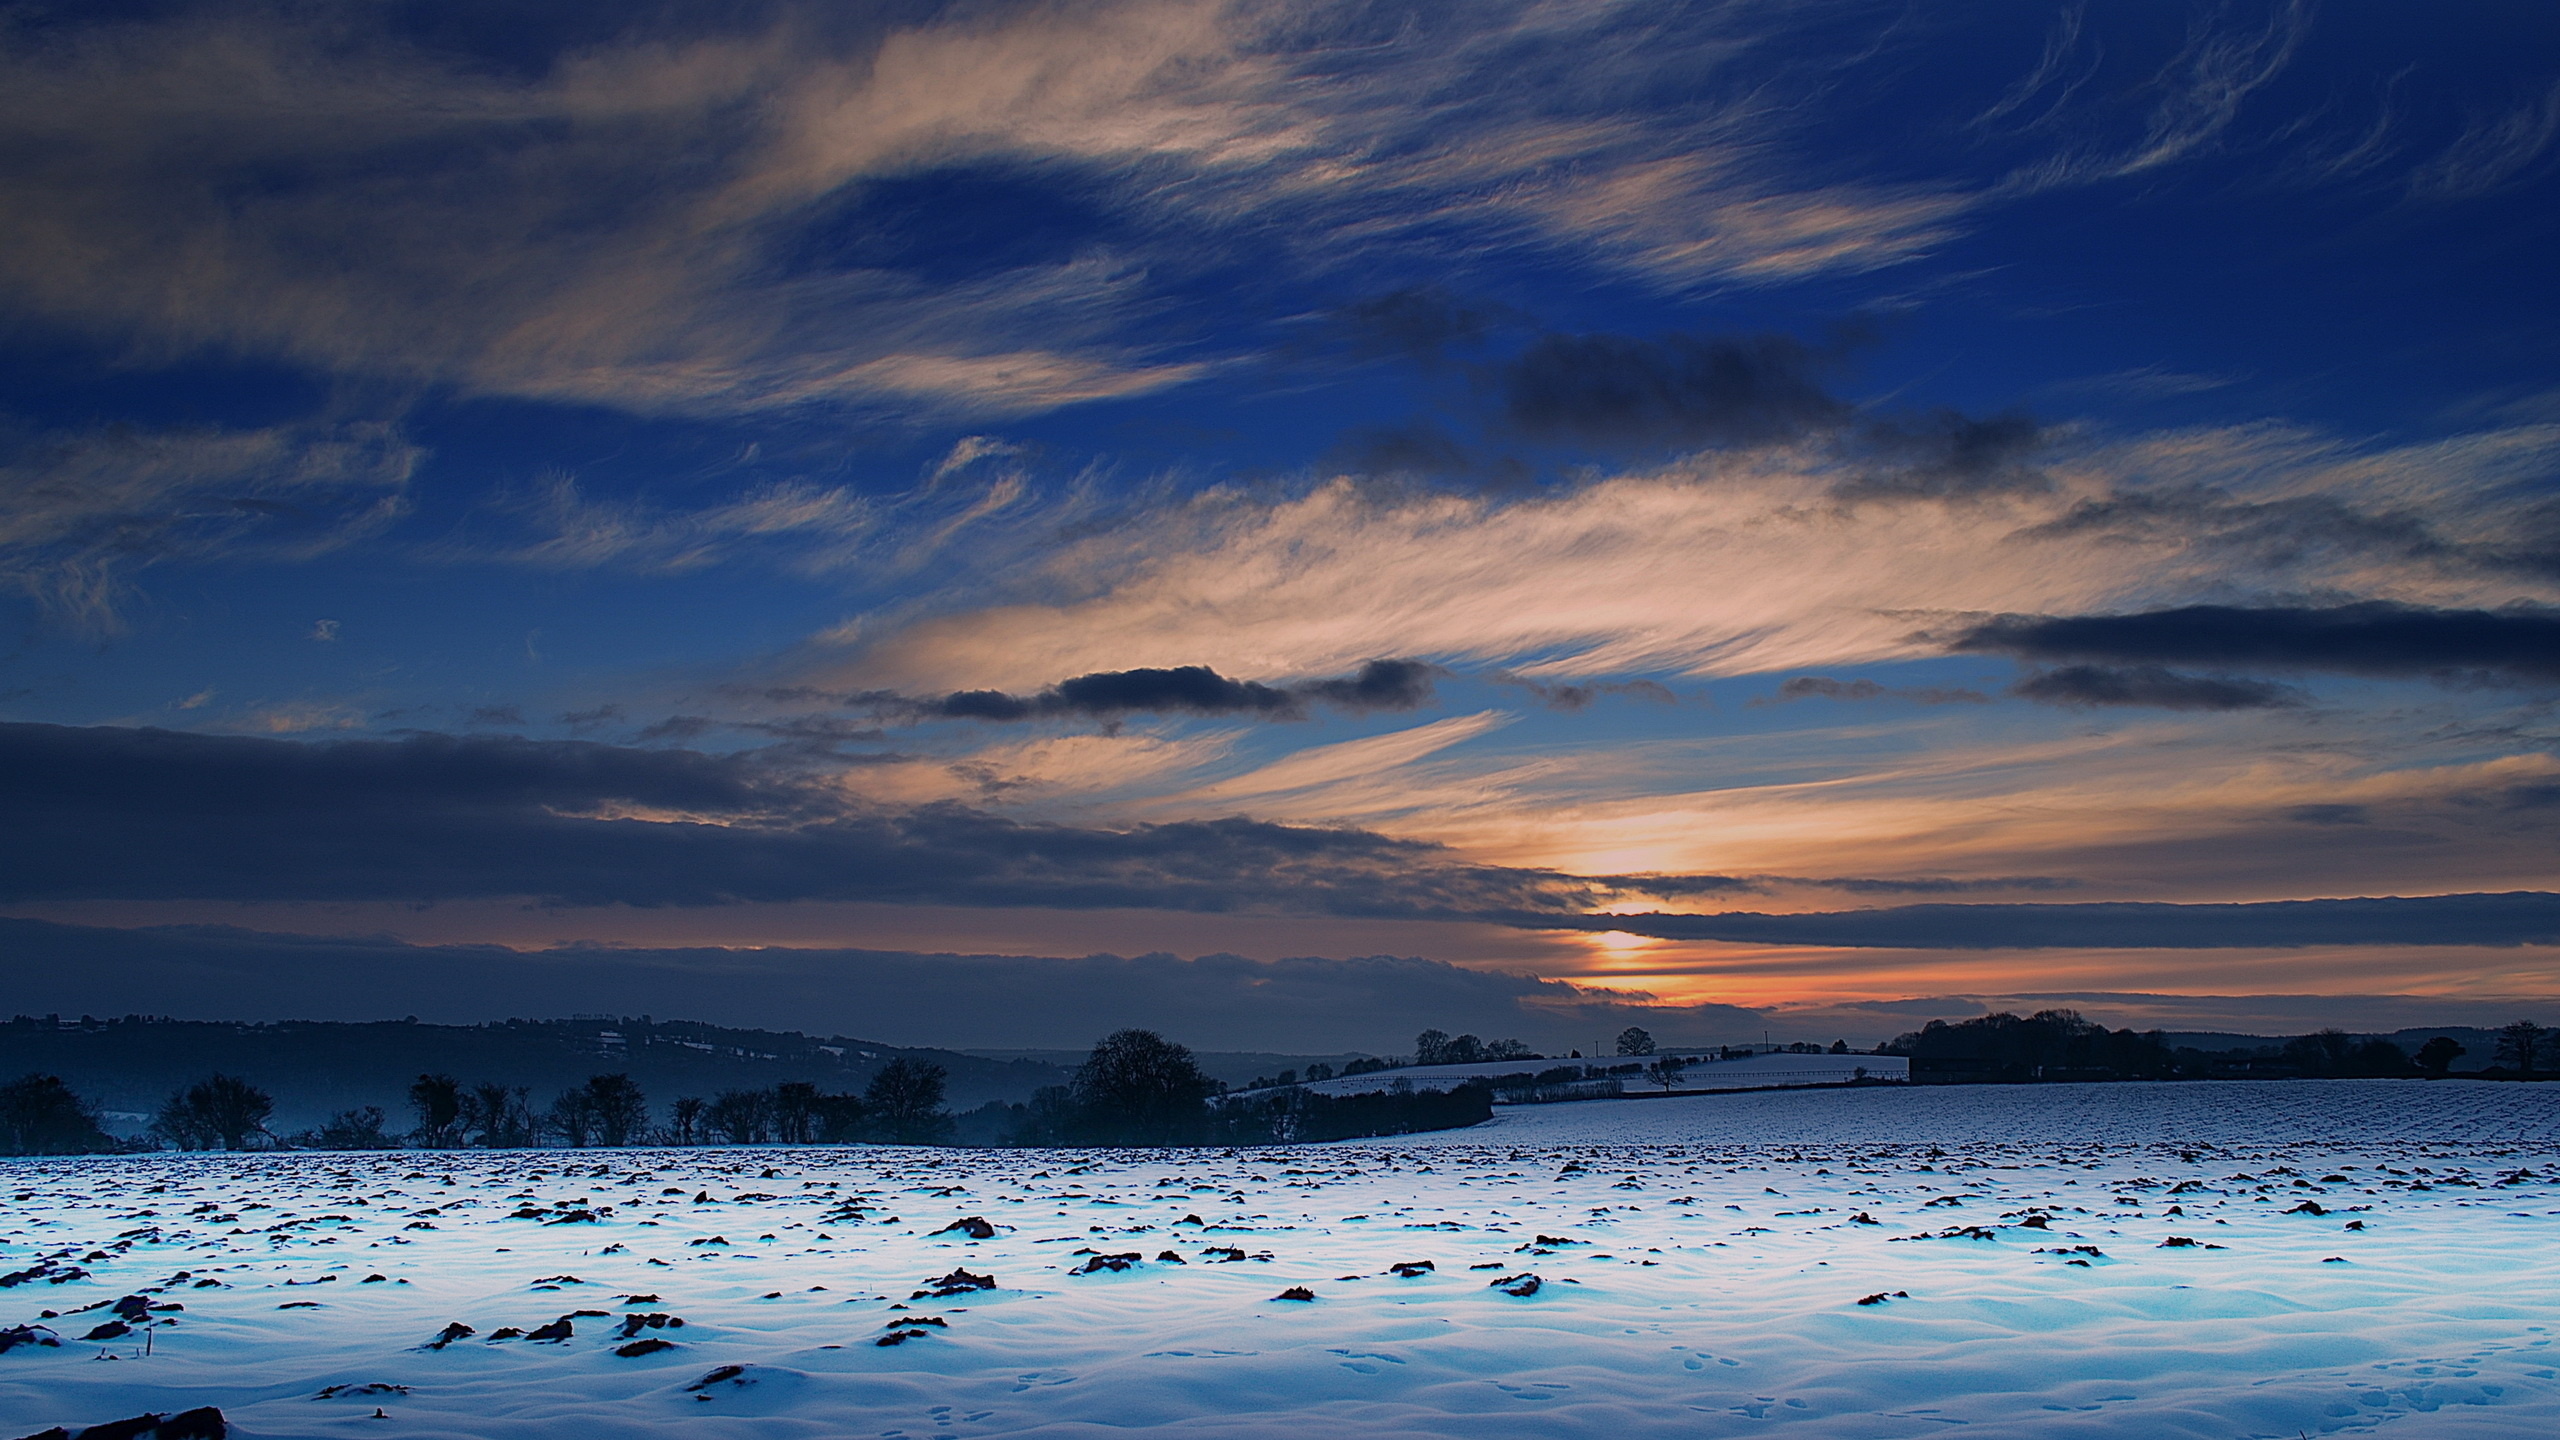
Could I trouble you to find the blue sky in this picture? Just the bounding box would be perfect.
[3,0,2557,1048]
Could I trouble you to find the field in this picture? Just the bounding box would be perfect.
[7,1080,2559,1438]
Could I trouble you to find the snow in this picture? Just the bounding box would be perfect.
[6,1080,2560,1438]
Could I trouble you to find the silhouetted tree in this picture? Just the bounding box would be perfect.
[581,1074,648,1146]
[2283,1029,2358,1077]
[409,1073,464,1148]
[2497,1020,2547,1077]
[547,1087,595,1147]
[1065,1029,1218,1145]
[1304,1062,1336,1081]
[464,1083,533,1148]
[812,1092,869,1143]
[1830,1039,1850,1054]
[670,1095,706,1145]
[2348,1038,2413,1077]
[1012,1084,1083,1145]
[153,1073,273,1150]
[1645,1054,1689,1091]
[2281,1029,2412,1079]
[771,1081,822,1144]
[0,1073,115,1155]
[1885,1010,2173,1083]
[867,1060,953,1145]
[1214,1079,1494,1144]
[2415,1036,2466,1078]
[707,1088,771,1145]
[1616,1026,1656,1057]
[301,1106,395,1150]
[1414,1029,1453,1065]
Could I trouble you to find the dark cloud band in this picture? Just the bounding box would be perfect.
[1498,331,1848,450]
[931,659,1439,722]
[1517,892,2560,949]
[2009,665,2302,710]
[0,721,1687,915]
[1947,602,2560,683]
[9,722,2548,949]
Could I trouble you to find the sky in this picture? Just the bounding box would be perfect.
[3,0,2558,1052]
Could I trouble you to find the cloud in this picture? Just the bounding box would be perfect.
[1333,286,1504,364]
[0,915,1771,1053]
[452,474,877,575]
[2009,665,2304,711]
[1784,875,2081,895]
[821,418,2560,697]
[2112,0,2311,177]
[1526,891,2560,950]
[1169,712,1511,810]
[9,915,2539,1051]
[637,715,718,743]
[1495,331,1849,451]
[2410,78,2560,199]
[1767,677,1991,705]
[927,659,1439,723]
[1948,602,2560,685]
[0,420,418,633]
[0,2,1986,420]
[1487,672,1678,711]
[1837,410,2047,500]
[0,721,1731,917]
[1992,0,2314,188]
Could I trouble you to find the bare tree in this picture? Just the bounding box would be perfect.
[154,1074,272,1151]
[304,1107,395,1150]
[547,1087,596,1148]
[2498,1020,2548,1077]
[707,1089,771,1145]
[814,1092,870,1143]
[1645,1054,1689,1092]
[670,1095,706,1145]
[866,1060,952,1145]
[772,1081,821,1144]
[1616,1026,1656,1057]
[464,1083,533,1148]
[582,1074,649,1146]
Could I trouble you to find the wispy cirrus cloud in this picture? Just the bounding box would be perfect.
[0,420,419,633]
[0,1,1993,421]
[815,417,2560,696]
[2408,78,2560,199]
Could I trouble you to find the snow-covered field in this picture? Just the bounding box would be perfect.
[7,1080,2559,1438]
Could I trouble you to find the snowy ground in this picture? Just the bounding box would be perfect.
[6,1080,2559,1438]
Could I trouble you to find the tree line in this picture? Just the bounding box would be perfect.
[995,1029,1489,1145]
[0,1060,956,1154]
[1884,1010,2553,1083]
[0,1027,1501,1154]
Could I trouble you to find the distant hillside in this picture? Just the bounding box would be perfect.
[964,1048,1379,1087]
[2157,1026,2508,1072]
[0,1014,1070,1134]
